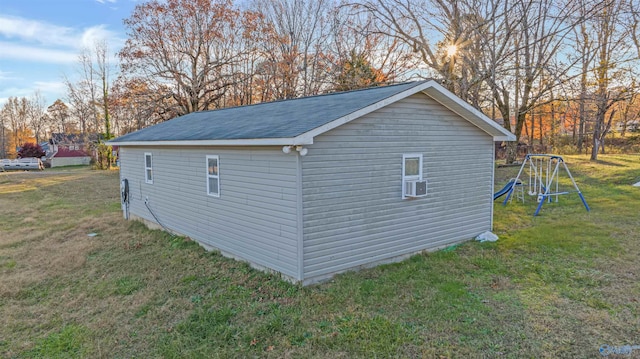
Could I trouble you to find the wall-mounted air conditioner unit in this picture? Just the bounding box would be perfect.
[405,180,428,197]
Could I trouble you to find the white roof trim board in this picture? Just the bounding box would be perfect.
[420,82,515,141]
[109,138,300,147]
[108,80,515,146]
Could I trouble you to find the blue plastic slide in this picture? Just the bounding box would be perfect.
[494,179,518,200]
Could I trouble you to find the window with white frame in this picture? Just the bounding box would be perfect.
[206,155,220,197]
[144,152,153,184]
[402,153,424,198]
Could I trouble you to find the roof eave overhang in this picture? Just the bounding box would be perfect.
[106,137,313,147]
[492,135,516,142]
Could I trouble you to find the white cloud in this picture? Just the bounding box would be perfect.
[95,0,117,3]
[0,14,125,106]
[34,81,66,94]
[0,70,18,81]
[80,25,117,48]
[0,16,76,48]
[0,86,34,107]
[0,41,77,64]
[0,15,121,56]
[0,82,66,107]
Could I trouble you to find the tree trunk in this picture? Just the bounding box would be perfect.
[506,141,517,164]
[578,100,586,152]
[590,102,607,160]
[590,123,599,160]
[529,113,534,147]
[539,112,544,150]
[0,123,5,158]
[550,101,556,151]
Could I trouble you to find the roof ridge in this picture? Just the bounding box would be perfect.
[196,80,427,115]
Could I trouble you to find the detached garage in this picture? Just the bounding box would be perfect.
[109,80,515,285]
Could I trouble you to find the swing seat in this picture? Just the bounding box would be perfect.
[504,154,590,216]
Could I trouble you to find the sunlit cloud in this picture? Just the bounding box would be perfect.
[80,25,118,48]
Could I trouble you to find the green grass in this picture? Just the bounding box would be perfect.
[1,155,639,358]
[22,324,88,359]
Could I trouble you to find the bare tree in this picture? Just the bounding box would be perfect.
[65,49,99,134]
[0,93,48,158]
[120,0,254,115]
[630,0,640,58]
[588,0,639,160]
[0,107,5,158]
[355,0,607,163]
[351,0,511,138]
[94,41,113,140]
[252,0,334,99]
[1,97,30,157]
[110,77,178,135]
[27,91,48,143]
[352,0,492,102]
[615,81,640,137]
[214,8,271,107]
[495,0,590,162]
[569,0,597,153]
[47,99,72,134]
[328,3,416,90]
[65,41,115,136]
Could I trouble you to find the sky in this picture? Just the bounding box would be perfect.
[0,0,139,107]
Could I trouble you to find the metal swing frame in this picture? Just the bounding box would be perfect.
[503,154,590,216]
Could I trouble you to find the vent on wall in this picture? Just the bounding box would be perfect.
[405,180,428,197]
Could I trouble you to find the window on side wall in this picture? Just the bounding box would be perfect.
[402,153,426,199]
[206,155,220,197]
[144,152,153,184]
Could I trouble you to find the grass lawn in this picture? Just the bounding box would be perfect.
[1,155,639,358]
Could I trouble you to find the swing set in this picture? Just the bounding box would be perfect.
[502,154,590,216]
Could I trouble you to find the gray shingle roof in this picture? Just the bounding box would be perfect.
[110,81,426,143]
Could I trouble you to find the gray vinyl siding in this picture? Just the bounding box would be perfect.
[119,146,300,279]
[301,92,494,281]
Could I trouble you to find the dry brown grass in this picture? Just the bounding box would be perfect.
[0,167,221,358]
[1,156,639,358]
[0,168,146,355]
[1,171,108,288]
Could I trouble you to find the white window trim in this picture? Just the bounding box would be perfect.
[144,152,153,184]
[206,155,220,197]
[402,153,423,199]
